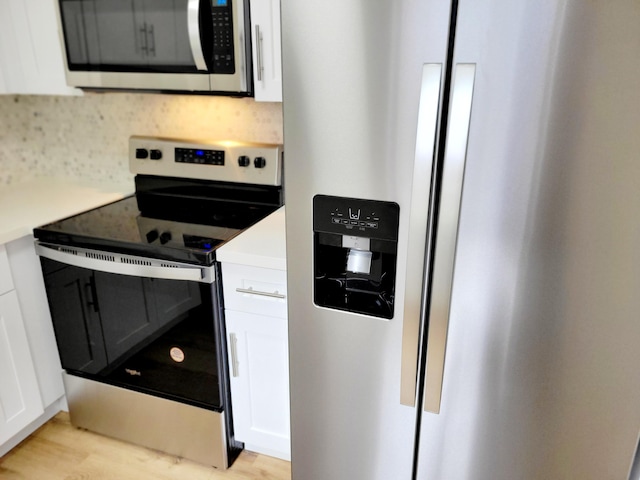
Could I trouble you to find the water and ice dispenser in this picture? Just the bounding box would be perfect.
[313,195,400,319]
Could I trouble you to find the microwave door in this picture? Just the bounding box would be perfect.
[56,0,248,94]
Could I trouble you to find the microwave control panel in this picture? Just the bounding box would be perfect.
[211,0,235,74]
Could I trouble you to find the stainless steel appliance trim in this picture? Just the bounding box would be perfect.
[255,25,264,81]
[229,332,240,377]
[188,0,207,71]
[235,287,286,299]
[35,242,214,284]
[400,63,443,407]
[63,372,229,468]
[423,63,476,413]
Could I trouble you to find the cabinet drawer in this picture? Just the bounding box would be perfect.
[221,263,287,318]
[0,245,14,295]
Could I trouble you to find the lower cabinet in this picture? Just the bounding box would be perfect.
[0,290,44,444]
[0,237,66,457]
[222,263,290,461]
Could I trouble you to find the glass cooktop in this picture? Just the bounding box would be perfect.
[34,195,277,265]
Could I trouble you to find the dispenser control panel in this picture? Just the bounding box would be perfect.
[313,195,399,241]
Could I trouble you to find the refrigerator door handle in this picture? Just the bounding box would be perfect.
[423,63,476,413]
[400,63,443,407]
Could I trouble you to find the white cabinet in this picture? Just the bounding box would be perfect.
[222,263,290,460]
[0,0,79,95]
[0,236,66,457]
[250,0,283,102]
[0,245,44,446]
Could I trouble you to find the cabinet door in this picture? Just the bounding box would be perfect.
[250,0,282,102]
[0,0,78,95]
[43,265,107,374]
[226,309,290,460]
[0,291,44,444]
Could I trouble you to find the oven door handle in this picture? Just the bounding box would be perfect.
[35,243,214,284]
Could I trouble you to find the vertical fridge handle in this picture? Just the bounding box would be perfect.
[423,63,476,413]
[400,64,443,406]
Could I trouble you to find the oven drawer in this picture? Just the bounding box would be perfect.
[0,245,14,296]
[221,263,287,318]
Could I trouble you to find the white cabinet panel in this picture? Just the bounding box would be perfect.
[6,236,65,407]
[226,309,290,460]
[250,0,282,102]
[0,291,44,444]
[0,0,78,95]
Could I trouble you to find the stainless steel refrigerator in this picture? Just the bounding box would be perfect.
[281,1,640,479]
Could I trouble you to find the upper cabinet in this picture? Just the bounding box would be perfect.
[250,0,282,102]
[0,0,79,95]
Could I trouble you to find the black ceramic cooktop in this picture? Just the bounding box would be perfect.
[34,194,278,265]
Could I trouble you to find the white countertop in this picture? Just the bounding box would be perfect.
[217,206,287,271]
[0,178,134,245]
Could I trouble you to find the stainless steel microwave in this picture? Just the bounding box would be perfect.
[55,0,252,95]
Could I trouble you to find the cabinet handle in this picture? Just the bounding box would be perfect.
[255,25,264,81]
[229,333,240,377]
[236,287,286,299]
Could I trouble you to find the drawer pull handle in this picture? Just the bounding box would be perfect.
[236,287,286,300]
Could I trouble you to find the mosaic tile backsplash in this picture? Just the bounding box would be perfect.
[0,93,283,186]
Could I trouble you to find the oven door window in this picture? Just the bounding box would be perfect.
[41,258,221,411]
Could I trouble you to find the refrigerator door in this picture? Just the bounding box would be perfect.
[282,1,452,479]
[417,1,640,478]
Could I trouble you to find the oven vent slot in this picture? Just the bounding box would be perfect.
[121,257,153,266]
[85,252,116,262]
[59,247,78,256]
[160,263,179,268]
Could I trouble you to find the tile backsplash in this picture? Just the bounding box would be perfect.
[0,93,283,186]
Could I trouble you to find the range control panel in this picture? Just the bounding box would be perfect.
[130,136,283,186]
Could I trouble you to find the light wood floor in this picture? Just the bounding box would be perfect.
[0,412,291,480]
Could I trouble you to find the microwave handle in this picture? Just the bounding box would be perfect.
[188,0,207,70]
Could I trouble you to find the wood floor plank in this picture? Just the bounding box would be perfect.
[0,413,291,480]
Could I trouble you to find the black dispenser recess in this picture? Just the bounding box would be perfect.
[313,195,400,319]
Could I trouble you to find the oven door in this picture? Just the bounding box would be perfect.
[36,242,224,411]
[56,0,251,93]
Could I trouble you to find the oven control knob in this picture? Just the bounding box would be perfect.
[238,155,250,167]
[136,148,149,159]
[146,229,159,243]
[254,156,267,168]
[150,149,162,160]
[159,231,172,245]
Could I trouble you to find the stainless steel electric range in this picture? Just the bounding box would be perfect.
[33,136,283,468]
